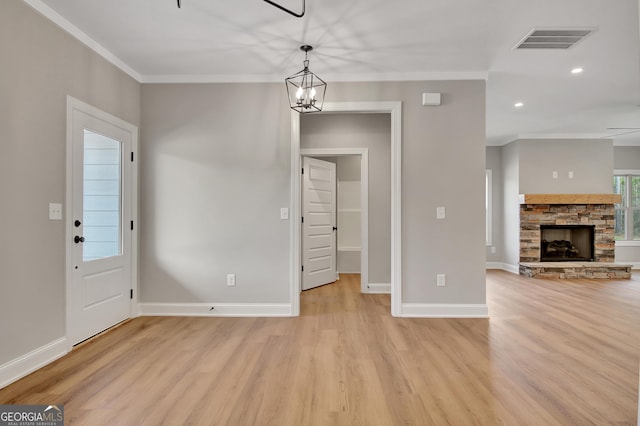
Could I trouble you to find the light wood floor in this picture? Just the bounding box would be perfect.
[1,271,639,425]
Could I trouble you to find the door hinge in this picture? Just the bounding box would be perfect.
[301,216,304,223]
[301,168,304,175]
[301,265,304,272]
[131,152,134,162]
[130,220,134,230]
[130,289,133,299]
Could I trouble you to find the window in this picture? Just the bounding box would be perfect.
[486,169,492,246]
[83,129,122,261]
[613,172,640,241]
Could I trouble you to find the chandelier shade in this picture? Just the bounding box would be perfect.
[285,45,326,114]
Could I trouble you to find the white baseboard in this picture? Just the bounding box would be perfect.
[366,283,391,294]
[0,337,68,390]
[400,303,489,318]
[486,262,519,274]
[139,303,292,317]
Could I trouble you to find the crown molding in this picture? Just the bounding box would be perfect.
[141,71,488,84]
[22,0,142,82]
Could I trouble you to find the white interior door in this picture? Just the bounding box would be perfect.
[67,98,136,345]
[302,157,337,290]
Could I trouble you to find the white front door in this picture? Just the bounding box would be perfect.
[67,97,136,345]
[302,157,337,290]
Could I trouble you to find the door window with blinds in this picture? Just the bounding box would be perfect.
[83,129,122,261]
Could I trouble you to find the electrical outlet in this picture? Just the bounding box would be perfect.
[568,171,574,179]
[437,274,446,287]
[436,207,446,219]
[552,171,558,179]
[227,274,236,286]
[491,246,496,254]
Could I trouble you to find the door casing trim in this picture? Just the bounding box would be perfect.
[290,101,402,316]
[300,149,369,294]
[65,95,138,349]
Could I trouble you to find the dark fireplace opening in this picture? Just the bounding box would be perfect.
[540,225,595,262]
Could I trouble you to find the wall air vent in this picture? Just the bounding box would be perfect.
[514,28,594,49]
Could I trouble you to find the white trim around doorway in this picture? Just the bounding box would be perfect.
[290,101,402,317]
[65,96,139,348]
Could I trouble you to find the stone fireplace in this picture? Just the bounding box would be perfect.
[518,194,631,279]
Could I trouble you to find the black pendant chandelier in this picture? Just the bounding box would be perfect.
[285,45,327,114]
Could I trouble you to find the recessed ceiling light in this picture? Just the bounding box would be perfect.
[571,67,584,74]
[514,102,524,108]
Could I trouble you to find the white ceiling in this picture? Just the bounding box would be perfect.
[28,0,640,145]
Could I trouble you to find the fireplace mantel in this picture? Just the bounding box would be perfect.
[519,194,621,205]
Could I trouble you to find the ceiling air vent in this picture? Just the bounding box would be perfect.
[514,28,594,49]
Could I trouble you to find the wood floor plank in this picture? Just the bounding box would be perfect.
[0,272,638,425]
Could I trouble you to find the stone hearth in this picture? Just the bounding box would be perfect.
[519,194,631,279]
[519,262,631,279]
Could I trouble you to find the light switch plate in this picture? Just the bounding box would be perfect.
[49,203,62,220]
[552,171,558,179]
[437,274,446,287]
[227,274,236,286]
[436,207,446,219]
[280,208,289,220]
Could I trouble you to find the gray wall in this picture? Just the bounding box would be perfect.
[486,147,503,262]
[337,156,361,181]
[301,113,390,283]
[0,1,140,365]
[141,80,487,306]
[498,139,615,268]
[518,139,613,193]
[307,83,486,304]
[614,146,640,170]
[140,83,291,303]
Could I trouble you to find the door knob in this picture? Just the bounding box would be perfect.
[74,220,81,227]
[74,236,85,244]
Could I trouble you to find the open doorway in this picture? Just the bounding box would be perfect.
[301,151,369,293]
[290,102,402,317]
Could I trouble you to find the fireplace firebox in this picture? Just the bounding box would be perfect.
[540,225,595,262]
